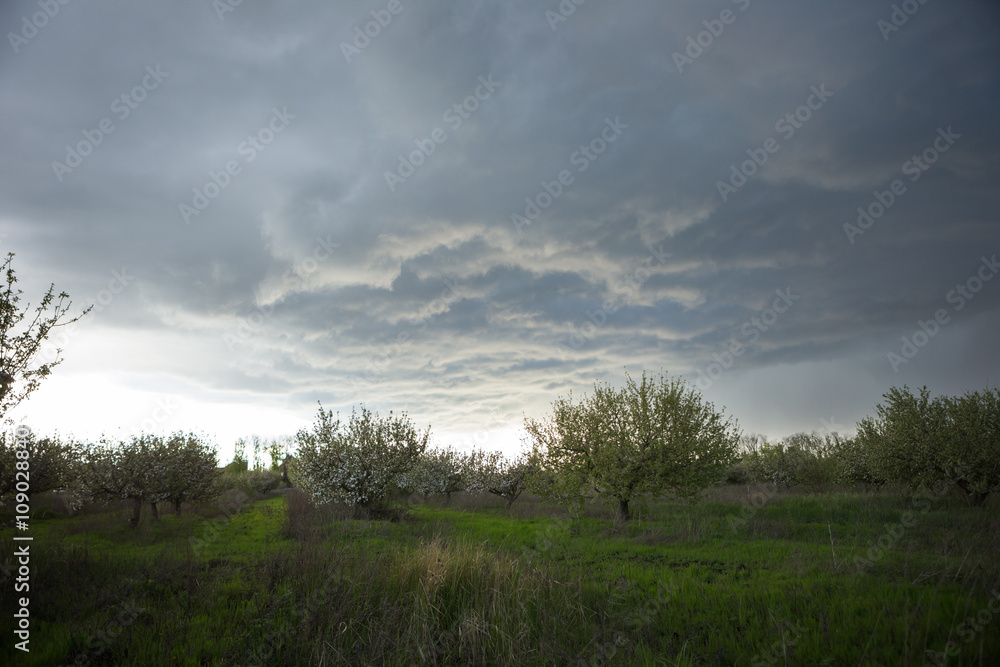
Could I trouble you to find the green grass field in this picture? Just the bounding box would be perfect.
[2,485,998,666]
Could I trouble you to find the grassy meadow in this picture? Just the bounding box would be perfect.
[2,485,999,666]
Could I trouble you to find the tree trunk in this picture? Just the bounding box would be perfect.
[150,501,159,520]
[445,491,452,505]
[130,498,142,528]
[955,479,989,507]
[280,455,292,487]
[617,498,630,523]
[173,499,182,515]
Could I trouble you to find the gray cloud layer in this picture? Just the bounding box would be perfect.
[3,0,999,445]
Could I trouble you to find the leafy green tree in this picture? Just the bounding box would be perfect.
[741,433,842,491]
[264,436,294,471]
[791,433,844,491]
[292,404,429,516]
[831,435,884,486]
[78,435,168,527]
[463,449,534,509]
[406,446,465,503]
[226,440,250,473]
[159,432,219,515]
[219,468,281,496]
[0,428,79,498]
[0,252,90,420]
[524,396,593,522]
[857,386,1000,506]
[526,370,740,522]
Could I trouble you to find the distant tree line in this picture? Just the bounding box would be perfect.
[1,381,996,530]
[5,251,998,532]
[729,386,999,507]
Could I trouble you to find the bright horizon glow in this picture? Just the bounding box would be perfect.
[7,372,529,464]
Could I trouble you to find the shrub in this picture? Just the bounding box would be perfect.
[292,403,429,517]
[0,428,79,498]
[77,435,168,527]
[463,449,534,509]
[77,432,220,526]
[724,461,749,485]
[158,432,219,514]
[525,370,740,522]
[857,385,1000,506]
[218,469,282,497]
[405,446,465,503]
[741,433,843,491]
[831,436,883,486]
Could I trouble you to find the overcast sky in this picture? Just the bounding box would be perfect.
[2,0,999,461]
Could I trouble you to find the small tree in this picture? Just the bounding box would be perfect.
[78,435,168,527]
[407,446,465,503]
[831,435,884,486]
[227,441,250,473]
[0,428,79,498]
[293,403,429,516]
[159,432,219,515]
[219,468,282,496]
[524,399,597,524]
[858,386,1000,506]
[0,253,90,420]
[265,436,294,472]
[526,370,739,522]
[464,449,534,509]
[740,432,862,489]
[792,434,843,491]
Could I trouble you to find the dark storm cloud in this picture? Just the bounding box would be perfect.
[2,0,999,440]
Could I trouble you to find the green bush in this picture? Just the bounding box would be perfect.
[217,469,282,497]
[525,369,739,523]
[741,433,843,490]
[830,436,883,486]
[723,461,749,485]
[856,385,1000,505]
